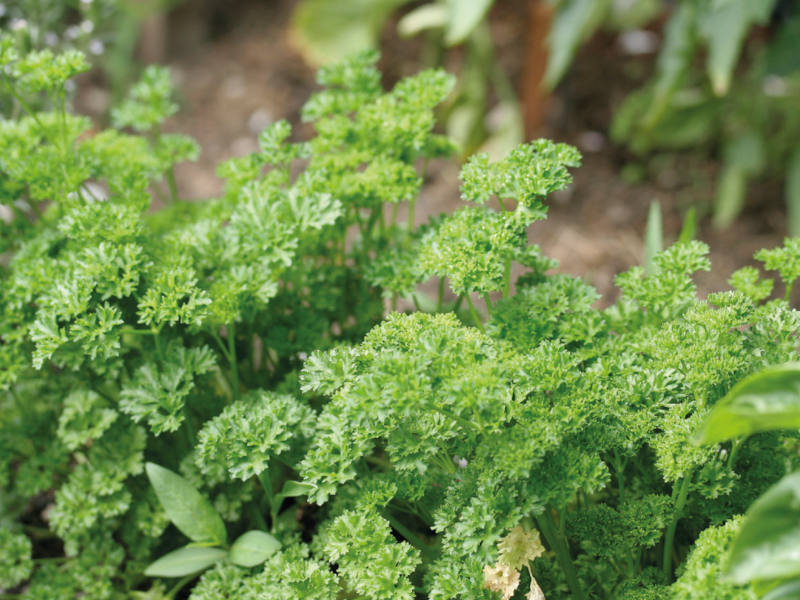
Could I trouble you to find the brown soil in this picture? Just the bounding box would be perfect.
[132,0,787,301]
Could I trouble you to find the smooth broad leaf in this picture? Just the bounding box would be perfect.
[695,363,800,445]
[726,471,800,584]
[291,0,410,65]
[397,3,449,37]
[144,545,227,578]
[229,530,281,568]
[278,480,315,499]
[145,462,227,546]
[444,0,493,46]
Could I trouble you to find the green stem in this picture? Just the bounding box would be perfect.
[166,575,193,600]
[258,472,278,531]
[247,496,268,531]
[153,329,165,361]
[536,508,586,600]
[227,322,239,402]
[452,294,464,313]
[437,277,446,312]
[612,449,627,503]
[183,406,196,447]
[407,197,417,230]
[465,295,485,331]
[663,472,693,583]
[726,439,742,470]
[411,293,422,312]
[785,281,794,303]
[380,509,432,558]
[166,167,179,203]
[482,292,493,316]
[503,258,512,299]
[1,73,46,132]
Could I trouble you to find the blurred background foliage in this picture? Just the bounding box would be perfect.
[289,0,800,233]
[2,0,799,238]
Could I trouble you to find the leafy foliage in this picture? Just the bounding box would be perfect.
[1,42,798,600]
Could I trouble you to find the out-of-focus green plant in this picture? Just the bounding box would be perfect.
[549,0,800,232]
[0,0,186,114]
[291,0,522,158]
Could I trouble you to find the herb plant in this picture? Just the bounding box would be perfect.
[1,41,800,600]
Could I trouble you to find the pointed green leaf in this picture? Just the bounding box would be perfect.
[696,363,800,445]
[279,480,315,499]
[726,471,800,584]
[229,530,281,568]
[644,201,663,275]
[678,207,697,244]
[145,462,227,545]
[144,545,227,578]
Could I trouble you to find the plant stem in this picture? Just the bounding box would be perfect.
[503,258,512,298]
[247,495,268,531]
[663,472,693,583]
[1,74,46,132]
[183,406,196,447]
[482,292,493,316]
[452,294,464,313]
[166,575,193,600]
[380,509,432,558]
[258,472,278,531]
[411,293,422,312]
[153,329,165,361]
[166,167,179,203]
[227,322,239,402]
[536,508,586,600]
[437,277,445,312]
[465,295,484,332]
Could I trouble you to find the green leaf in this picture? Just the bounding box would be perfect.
[695,363,800,445]
[712,164,747,230]
[144,545,227,578]
[698,0,776,95]
[640,2,697,131]
[145,463,227,546]
[229,530,281,568]
[444,0,493,46]
[726,471,800,584]
[279,480,315,498]
[678,207,697,244]
[291,0,410,65]
[544,0,611,89]
[397,3,449,37]
[786,147,800,237]
[762,579,800,600]
[644,201,663,275]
